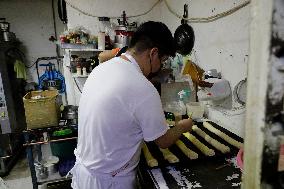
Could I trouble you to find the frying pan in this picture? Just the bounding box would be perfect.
[174,4,195,56]
[174,23,195,56]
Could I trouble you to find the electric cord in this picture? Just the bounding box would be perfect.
[26,62,37,68]
[26,56,64,69]
[164,0,251,23]
[65,0,250,23]
[65,0,161,19]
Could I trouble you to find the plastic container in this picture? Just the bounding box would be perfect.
[50,140,77,159]
[98,32,105,50]
[186,102,204,119]
[76,66,81,76]
[50,129,77,159]
[82,67,87,76]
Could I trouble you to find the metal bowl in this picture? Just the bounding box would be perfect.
[62,105,78,120]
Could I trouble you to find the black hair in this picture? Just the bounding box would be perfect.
[129,21,176,57]
[174,24,195,55]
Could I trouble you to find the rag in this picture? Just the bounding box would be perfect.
[14,59,27,80]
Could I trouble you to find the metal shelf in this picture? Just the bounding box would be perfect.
[0,155,11,159]
[23,126,77,189]
[23,137,78,146]
[37,172,72,185]
[65,48,103,52]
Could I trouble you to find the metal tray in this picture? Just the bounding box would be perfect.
[139,121,243,189]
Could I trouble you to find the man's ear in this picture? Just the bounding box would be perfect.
[150,48,159,58]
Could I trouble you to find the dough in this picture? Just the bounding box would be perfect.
[176,140,198,159]
[203,122,243,149]
[142,143,158,167]
[183,132,215,156]
[159,148,179,163]
[192,125,230,154]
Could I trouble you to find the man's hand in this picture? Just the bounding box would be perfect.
[177,118,193,133]
[155,118,193,149]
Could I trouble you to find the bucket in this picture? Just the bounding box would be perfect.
[50,129,77,159]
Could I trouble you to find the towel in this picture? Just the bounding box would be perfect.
[14,59,27,80]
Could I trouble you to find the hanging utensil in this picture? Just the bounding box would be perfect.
[174,4,195,56]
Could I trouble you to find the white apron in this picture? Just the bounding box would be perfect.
[69,149,138,189]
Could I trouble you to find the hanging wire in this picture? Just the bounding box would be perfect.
[64,0,162,19]
[164,0,251,23]
[65,0,250,23]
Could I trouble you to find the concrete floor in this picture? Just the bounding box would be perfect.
[1,149,72,189]
[2,153,33,189]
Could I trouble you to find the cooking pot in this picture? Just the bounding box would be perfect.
[34,162,48,179]
[114,26,135,47]
[115,35,131,46]
[2,32,16,42]
[62,105,78,120]
[43,156,59,175]
[0,21,9,32]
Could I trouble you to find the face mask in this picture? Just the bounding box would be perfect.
[147,67,162,79]
[147,55,160,79]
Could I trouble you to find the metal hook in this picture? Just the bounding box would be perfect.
[181,4,188,24]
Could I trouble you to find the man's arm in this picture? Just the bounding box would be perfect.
[98,48,120,63]
[155,119,193,149]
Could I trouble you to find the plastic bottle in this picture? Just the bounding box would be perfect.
[82,67,87,76]
[98,32,105,50]
[76,66,81,76]
[174,90,187,123]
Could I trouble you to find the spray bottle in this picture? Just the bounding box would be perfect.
[174,90,187,123]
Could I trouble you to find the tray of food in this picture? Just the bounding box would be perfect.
[139,121,244,189]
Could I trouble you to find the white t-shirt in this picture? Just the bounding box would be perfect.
[76,56,169,175]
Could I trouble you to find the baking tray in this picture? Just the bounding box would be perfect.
[139,121,243,189]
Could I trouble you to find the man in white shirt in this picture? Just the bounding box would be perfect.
[71,21,193,189]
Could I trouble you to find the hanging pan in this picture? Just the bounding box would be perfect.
[174,4,195,56]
